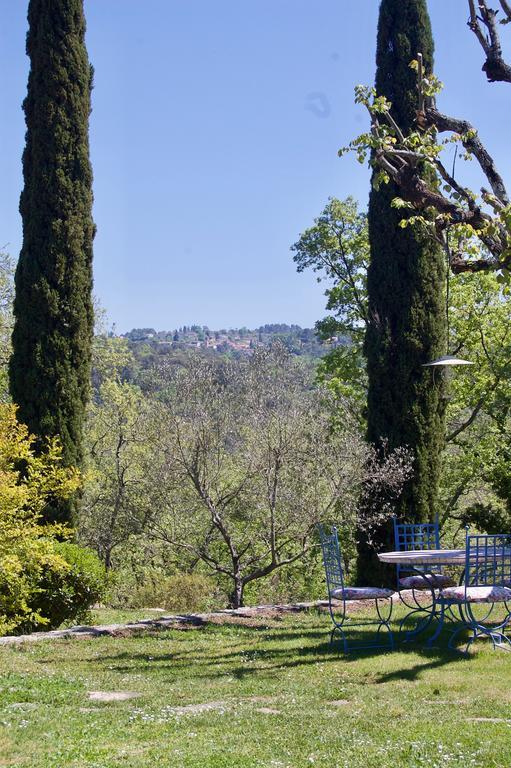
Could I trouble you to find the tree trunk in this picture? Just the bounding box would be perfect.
[229,578,244,609]
[358,0,446,586]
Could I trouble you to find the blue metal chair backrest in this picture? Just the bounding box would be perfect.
[318,525,345,598]
[465,533,511,587]
[393,516,440,580]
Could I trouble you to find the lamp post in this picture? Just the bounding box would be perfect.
[423,231,473,369]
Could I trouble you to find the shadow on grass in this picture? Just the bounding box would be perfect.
[82,613,474,682]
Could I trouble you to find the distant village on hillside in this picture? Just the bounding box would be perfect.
[121,324,347,359]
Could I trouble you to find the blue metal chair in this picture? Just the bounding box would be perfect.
[318,525,394,653]
[438,532,511,653]
[392,516,456,642]
[393,516,454,591]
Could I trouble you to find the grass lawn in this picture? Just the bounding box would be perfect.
[1,607,511,768]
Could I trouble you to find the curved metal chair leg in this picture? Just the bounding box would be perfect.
[491,632,511,651]
[447,623,474,654]
[375,596,393,623]
[397,580,439,643]
[330,624,348,653]
[375,621,394,649]
[386,620,395,650]
[400,604,435,642]
[425,599,447,648]
[410,611,434,639]
[445,603,511,654]
[463,630,477,655]
[375,599,394,650]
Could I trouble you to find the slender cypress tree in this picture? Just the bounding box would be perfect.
[357,0,446,584]
[10,0,95,523]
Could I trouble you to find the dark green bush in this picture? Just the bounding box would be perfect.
[22,543,106,633]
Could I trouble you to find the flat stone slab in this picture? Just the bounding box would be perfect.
[466,717,511,724]
[87,691,141,702]
[7,702,38,711]
[164,701,228,715]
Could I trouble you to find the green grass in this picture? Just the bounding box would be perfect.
[1,608,510,768]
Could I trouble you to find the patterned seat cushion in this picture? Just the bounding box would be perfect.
[331,586,394,601]
[441,585,511,603]
[399,573,456,590]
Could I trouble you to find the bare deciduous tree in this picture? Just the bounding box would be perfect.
[146,347,410,608]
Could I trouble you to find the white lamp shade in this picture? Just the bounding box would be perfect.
[422,355,474,367]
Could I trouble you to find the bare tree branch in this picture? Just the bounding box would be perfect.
[500,0,511,22]
[427,107,509,204]
[468,0,511,82]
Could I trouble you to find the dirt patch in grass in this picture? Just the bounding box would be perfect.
[244,696,277,704]
[87,691,142,702]
[161,700,229,715]
[466,717,511,723]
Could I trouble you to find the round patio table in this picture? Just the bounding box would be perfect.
[378,549,466,567]
[378,549,467,644]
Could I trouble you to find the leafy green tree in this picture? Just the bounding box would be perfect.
[439,271,511,532]
[294,197,511,543]
[91,322,135,392]
[292,197,368,411]
[80,379,157,569]
[0,251,14,402]
[359,0,447,582]
[9,0,95,523]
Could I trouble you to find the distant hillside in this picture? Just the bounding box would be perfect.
[122,324,348,361]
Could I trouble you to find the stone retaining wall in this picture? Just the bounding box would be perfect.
[0,600,330,646]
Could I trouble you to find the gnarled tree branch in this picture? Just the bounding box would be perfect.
[468,0,511,82]
[427,107,509,204]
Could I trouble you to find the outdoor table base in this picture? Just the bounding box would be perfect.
[378,550,467,647]
[379,549,511,651]
[397,569,447,643]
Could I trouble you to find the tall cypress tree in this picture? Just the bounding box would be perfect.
[358,0,446,583]
[10,0,95,523]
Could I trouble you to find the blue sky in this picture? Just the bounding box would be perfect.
[1,2,510,333]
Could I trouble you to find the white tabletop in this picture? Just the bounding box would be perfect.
[378,549,466,566]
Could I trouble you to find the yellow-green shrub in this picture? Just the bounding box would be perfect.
[0,404,80,635]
